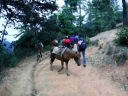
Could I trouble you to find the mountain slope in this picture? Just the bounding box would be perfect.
[0,28,128,96]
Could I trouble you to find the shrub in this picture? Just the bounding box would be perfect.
[43,45,51,51]
[116,27,128,46]
[0,45,18,71]
[86,36,91,46]
[3,53,18,67]
[14,47,35,59]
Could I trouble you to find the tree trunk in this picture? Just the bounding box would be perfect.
[122,0,128,26]
[0,19,9,44]
[79,1,82,33]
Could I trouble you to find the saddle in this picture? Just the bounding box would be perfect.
[52,46,67,57]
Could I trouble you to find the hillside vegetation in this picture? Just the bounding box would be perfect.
[90,28,128,90]
[0,1,128,93]
[0,28,128,96]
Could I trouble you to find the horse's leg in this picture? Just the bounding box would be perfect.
[50,55,55,71]
[58,61,64,72]
[39,51,42,61]
[65,61,70,76]
[40,51,42,58]
[37,52,40,62]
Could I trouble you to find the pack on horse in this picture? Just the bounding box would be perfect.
[50,40,81,76]
[63,36,72,49]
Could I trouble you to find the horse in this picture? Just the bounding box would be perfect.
[50,47,81,76]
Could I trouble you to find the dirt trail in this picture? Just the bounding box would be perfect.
[34,47,127,96]
[0,29,127,96]
[0,56,35,96]
[0,47,127,96]
[0,52,49,96]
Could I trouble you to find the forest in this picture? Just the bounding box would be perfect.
[0,0,128,96]
[0,0,128,74]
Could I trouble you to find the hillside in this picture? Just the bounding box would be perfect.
[0,28,128,96]
[90,28,128,91]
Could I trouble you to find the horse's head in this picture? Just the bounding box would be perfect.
[74,51,81,66]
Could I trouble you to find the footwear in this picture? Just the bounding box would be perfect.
[83,65,86,67]
[77,64,81,66]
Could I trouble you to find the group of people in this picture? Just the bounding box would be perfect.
[35,34,87,67]
[54,34,87,67]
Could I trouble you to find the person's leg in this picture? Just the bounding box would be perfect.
[50,54,55,71]
[39,49,42,58]
[82,50,86,67]
[40,52,42,57]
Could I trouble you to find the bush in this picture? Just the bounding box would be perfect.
[0,45,18,71]
[116,27,128,46]
[85,36,91,46]
[14,47,35,59]
[44,45,51,51]
[2,53,17,67]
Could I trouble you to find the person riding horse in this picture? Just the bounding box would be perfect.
[35,41,44,61]
[63,36,72,49]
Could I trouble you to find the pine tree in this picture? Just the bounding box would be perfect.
[122,0,128,26]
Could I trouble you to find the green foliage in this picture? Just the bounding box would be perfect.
[14,47,35,59]
[85,36,91,46]
[85,0,120,37]
[115,11,123,23]
[0,0,58,45]
[13,20,57,60]
[116,27,128,46]
[0,45,17,71]
[2,53,17,67]
[65,0,81,10]
[0,0,57,26]
[14,32,36,59]
[44,45,51,51]
[58,7,78,35]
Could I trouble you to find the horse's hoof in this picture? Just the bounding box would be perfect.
[83,65,86,67]
[77,64,81,66]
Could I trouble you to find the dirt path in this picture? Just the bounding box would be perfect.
[0,47,127,96]
[34,47,127,96]
[0,52,49,96]
[0,56,34,96]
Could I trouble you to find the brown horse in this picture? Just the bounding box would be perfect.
[50,47,81,76]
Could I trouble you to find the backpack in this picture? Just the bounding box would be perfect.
[78,40,86,50]
[64,39,71,44]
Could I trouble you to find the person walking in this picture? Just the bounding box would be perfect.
[77,35,86,67]
[69,35,76,48]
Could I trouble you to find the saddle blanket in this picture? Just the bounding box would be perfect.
[72,44,78,51]
[52,46,67,56]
